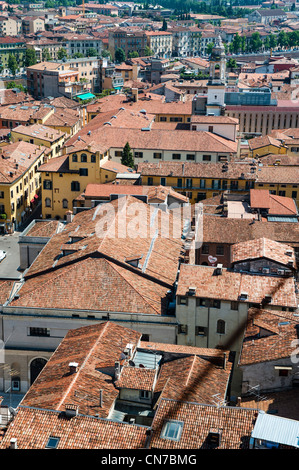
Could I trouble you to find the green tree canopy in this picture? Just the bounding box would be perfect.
[42,48,52,61]
[86,47,98,57]
[57,47,68,60]
[206,42,214,55]
[8,54,18,76]
[115,47,126,63]
[24,49,37,67]
[121,142,134,168]
[128,51,139,58]
[144,45,153,56]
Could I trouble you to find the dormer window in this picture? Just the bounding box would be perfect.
[161,420,184,442]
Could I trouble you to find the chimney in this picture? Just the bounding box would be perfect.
[64,403,79,418]
[237,397,241,407]
[10,438,17,449]
[99,389,104,408]
[66,210,74,223]
[69,362,78,374]
[223,352,227,369]
[132,88,138,102]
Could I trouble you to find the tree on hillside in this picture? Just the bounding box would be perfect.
[121,142,134,168]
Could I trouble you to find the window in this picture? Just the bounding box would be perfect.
[216,245,224,256]
[212,300,221,309]
[172,153,181,160]
[203,155,211,161]
[71,181,80,191]
[72,152,78,162]
[11,377,20,391]
[202,244,209,254]
[43,180,52,190]
[186,154,195,161]
[29,327,50,337]
[178,296,188,305]
[91,154,96,163]
[0,191,4,198]
[178,324,188,334]
[79,168,88,176]
[195,326,206,336]
[45,198,51,207]
[153,152,162,159]
[140,390,150,400]
[81,153,87,162]
[186,178,192,189]
[279,190,286,197]
[177,178,182,188]
[231,301,239,311]
[161,177,166,186]
[115,150,122,157]
[45,437,60,449]
[230,181,239,190]
[62,199,68,209]
[196,298,209,307]
[134,152,143,158]
[292,191,297,199]
[217,319,225,334]
[147,177,153,185]
[161,420,184,441]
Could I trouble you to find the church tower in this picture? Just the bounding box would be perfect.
[206,35,227,116]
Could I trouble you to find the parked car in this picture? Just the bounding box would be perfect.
[0,250,6,262]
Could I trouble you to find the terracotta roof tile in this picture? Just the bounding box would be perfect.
[176,264,298,308]
[0,407,148,449]
[239,308,299,365]
[231,237,297,268]
[150,399,257,449]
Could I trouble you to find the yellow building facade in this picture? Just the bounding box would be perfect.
[39,146,135,219]
[0,142,47,232]
[10,125,66,159]
[137,162,256,204]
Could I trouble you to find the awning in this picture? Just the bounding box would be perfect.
[76,92,95,101]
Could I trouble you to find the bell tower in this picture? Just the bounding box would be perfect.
[206,35,227,116]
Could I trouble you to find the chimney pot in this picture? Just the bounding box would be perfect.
[69,362,78,374]
[10,438,17,449]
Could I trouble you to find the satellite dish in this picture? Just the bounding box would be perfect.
[9,407,17,416]
[129,360,135,367]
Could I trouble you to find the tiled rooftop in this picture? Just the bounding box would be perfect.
[201,215,299,246]
[231,237,297,268]
[239,308,299,366]
[0,407,149,449]
[137,161,252,179]
[0,141,46,184]
[177,264,298,308]
[149,399,258,449]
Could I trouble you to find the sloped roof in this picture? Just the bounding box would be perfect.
[231,237,296,268]
[149,399,257,449]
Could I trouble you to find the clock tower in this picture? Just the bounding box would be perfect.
[206,35,227,116]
